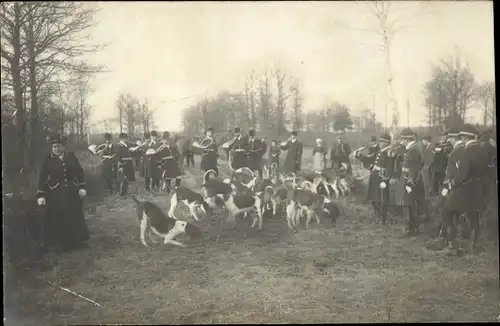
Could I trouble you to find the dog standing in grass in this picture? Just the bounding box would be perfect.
[131,196,201,248]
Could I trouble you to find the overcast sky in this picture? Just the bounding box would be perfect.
[86,1,495,132]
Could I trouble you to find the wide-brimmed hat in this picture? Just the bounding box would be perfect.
[400,127,416,139]
[379,133,391,143]
[459,123,478,137]
[49,133,67,145]
[119,132,128,139]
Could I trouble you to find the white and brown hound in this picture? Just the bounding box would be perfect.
[131,196,201,248]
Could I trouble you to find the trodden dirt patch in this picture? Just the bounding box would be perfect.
[4,155,499,325]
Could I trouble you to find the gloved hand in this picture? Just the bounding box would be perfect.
[37,197,46,206]
[78,189,87,198]
[379,182,387,189]
[441,188,449,197]
[405,186,412,193]
[118,167,124,173]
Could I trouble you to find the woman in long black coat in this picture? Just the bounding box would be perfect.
[36,134,89,252]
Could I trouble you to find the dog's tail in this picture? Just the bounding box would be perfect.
[203,169,217,183]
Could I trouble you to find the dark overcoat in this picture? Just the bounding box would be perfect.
[157,144,182,179]
[115,142,136,182]
[364,145,396,204]
[443,141,483,213]
[420,142,434,199]
[200,138,218,171]
[100,143,116,180]
[247,138,266,172]
[228,135,249,170]
[330,142,351,169]
[36,152,89,248]
[399,141,425,207]
[281,140,303,174]
[143,140,161,179]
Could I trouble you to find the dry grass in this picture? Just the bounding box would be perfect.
[4,153,499,325]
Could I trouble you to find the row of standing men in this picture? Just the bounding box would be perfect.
[354,124,496,255]
[97,127,308,195]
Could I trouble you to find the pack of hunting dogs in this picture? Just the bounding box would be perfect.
[34,123,495,257]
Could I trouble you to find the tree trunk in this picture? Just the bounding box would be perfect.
[27,4,39,166]
[12,3,27,178]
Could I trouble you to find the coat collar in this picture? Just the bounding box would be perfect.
[381,145,391,152]
[406,140,417,150]
[50,151,67,159]
[465,140,477,147]
[119,140,128,147]
[454,140,464,148]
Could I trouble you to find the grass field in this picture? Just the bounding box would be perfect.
[4,150,500,325]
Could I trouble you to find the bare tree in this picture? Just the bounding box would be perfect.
[289,80,303,131]
[423,52,476,129]
[1,2,29,168]
[474,81,495,127]
[244,70,257,130]
[273,67,289,136]
[257,70,272,133]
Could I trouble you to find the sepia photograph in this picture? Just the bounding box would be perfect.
[2,1,498,324]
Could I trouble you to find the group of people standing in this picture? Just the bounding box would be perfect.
[355,124,497,255]
[99,131,184,196]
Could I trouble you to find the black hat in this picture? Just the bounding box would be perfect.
[459,123,477,137]
[370,136,377,142]
[248,129,255,137]
[400,127,415,139]
[49,133,66,145]
[144,132,151,139]
[163,131,170,140]
[119,132,128,139]
[104,133,112,141]
[206,128,213,133]
[151,130,158,137]
[234,127,241,133]
[379,133,391,143]
[291,131,298,136]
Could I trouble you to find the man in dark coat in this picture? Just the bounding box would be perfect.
[399,128,425,235]
[330,132,352,172]
[420,135,435,215]
[280,130,303,174]
[98,133,116,194]
[115,133,136,196]
[430,130,452,195]
[139,132,151,178]
[356,132,395,223]
[182,136,195,168]
[479,130,497,200]
[143,130,161,192]
[247,129,267,178]
[200,128,219,176]
[157,131,182,192]
[227,127,249,171]
[440,124,483,255]
[36,134,89,252]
